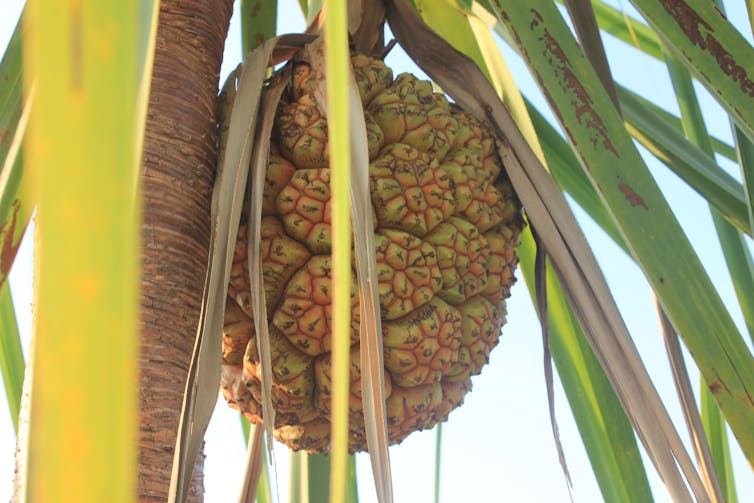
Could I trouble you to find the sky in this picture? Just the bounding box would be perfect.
[1,1,753,502]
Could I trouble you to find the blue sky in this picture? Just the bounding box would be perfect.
[1,1,753,501]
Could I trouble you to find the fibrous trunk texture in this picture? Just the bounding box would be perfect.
[140,1,233,501]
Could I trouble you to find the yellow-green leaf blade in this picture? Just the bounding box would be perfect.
[24,0,156,500]
[0,282,23,432]
[324,0,353,497]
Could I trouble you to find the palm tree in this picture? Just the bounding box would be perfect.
[1,0,752,501]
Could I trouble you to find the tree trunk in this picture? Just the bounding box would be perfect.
[140,1,233,501]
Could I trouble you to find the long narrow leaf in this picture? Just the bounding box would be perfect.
[168,39,280,503]
[733,0,754,230]
[587,0,754,227]
[488,0,754,465]
[0,92,32,292]
[394,0,709,496]
[474,15,653,502]
[431,2,701,497]
[663,46,742,502]
[525,101,627,251]
[238,424,267,503]
[617,85,737,162]
[562,0,620,108]
[0,16,32,291]
[628,0,754,142]
[241,0,278,56]
[288,451,356,503]
[0,282,23,432]
[470,2,745,237]
[0,15,22,167]
[239,415,272,503]
[414,3,652,501]
[289,451,306,503]
[433,424,442,503]
[324,0,354,496]
[24,1,156,499]
[734,126,754,254]
[618,88,751,236]
[587,0,662,59]
[657,300,725,503]
[347,51,394,503]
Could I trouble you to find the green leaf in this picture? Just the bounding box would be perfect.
[289,452,357,503]
[561,0,620,107]
[305,0,323,23]
[734,126,754,248]
[628,0,754,142]
[520,230,654,503]
[580,0,754,228]
[0,282,23,432]
[588,0,754,223]
[413,3,652,501]
[24,0,157,500]
[0,14,22,168]
[587,0,662,60]
[489,0,754,465]
[241,0,278,55]
[433,423,442,503]
[617,86,752,236]
[616,85,737,162]
[0,14,32,291]
[663,44,744,502]
[525,100,628,251]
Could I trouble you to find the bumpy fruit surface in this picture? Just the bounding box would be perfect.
[221,54,523,453]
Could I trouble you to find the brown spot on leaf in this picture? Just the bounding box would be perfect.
[708,380,724,395]
[0,129,7,145]
[251,1,261,16]
[527,8,620,157]
[618,183,647,209]
[659,0,754,97]
[0,200,23,283]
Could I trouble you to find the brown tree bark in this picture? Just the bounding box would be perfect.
[140,1,233,500]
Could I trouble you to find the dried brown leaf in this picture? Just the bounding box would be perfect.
[656,296,725,503]
[238,424,266,503]
[169,35,311,503]
[350,0,386,55]
[168,38,276,503]
[247,64,289,461]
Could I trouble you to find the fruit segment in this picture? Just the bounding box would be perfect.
[220,53,523,453]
